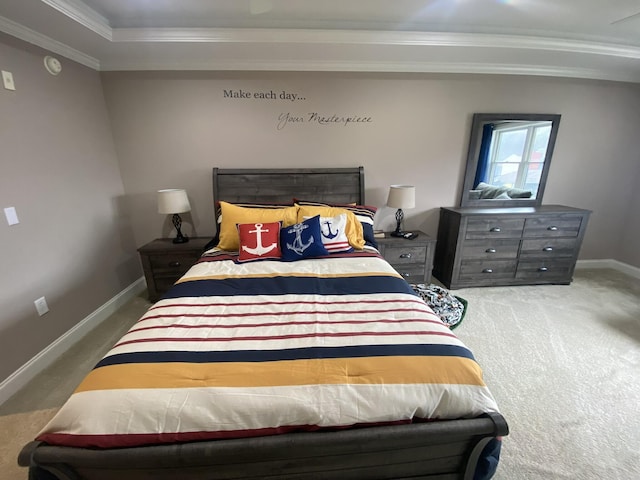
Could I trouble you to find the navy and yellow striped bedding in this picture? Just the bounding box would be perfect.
[37,250,499,448]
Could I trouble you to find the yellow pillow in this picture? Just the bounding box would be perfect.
[297,205,365,249]
[217,202,298,251]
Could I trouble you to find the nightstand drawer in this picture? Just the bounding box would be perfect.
[149,254,200,274]
[376,231,435,284]
[382,246,426,264]
[392,265,426,284]
[154,276,183,293]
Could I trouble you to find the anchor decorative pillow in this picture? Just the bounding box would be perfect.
[237,221,282,262]
[304,213,353,253]
[280,215,329,262]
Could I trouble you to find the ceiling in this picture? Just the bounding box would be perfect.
[1,0,640,83]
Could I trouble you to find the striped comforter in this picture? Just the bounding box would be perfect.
[37,249,499,448]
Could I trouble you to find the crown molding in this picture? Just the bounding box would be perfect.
[0,15,100,70]
[98,58,639,83]
[40,0,111,40]
[2,11,638,83]
[112,28,640,60]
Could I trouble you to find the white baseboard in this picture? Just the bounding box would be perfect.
[0,276,146,406]
[576,259,640,280]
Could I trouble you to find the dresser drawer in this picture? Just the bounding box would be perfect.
[149,253,199,275]
[461,239,520,260]
[520,238,578,258]
[382,245,426,265]
[459,260,517,281]
[515,260,574,281]
[465,217,524,240]
[524,216,583,237]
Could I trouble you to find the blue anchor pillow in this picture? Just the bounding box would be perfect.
[280,215,329,262]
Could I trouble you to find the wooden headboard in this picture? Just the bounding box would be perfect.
[212,167,365,224]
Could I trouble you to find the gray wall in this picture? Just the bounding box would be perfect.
[0,34,141,382]
[101,71,640,266]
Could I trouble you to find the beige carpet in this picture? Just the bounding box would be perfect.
[0,409,58,480]
[454,268,640,479]
[1,268,639,480]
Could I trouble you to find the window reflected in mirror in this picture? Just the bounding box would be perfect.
[476,120,552,198]
[460,114,561,208]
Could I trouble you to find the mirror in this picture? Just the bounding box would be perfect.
[459,113,561,208]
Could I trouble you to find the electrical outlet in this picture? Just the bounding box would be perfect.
[2,70,16,91]
[34,296,49,316]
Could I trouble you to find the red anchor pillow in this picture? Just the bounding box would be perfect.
[237,221,282,263]
[280,215,329,262]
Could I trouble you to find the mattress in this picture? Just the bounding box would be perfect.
[37,249,499,449]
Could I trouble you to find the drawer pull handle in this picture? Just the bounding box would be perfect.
[538,267,549,272]
[399,253,412,259]
[547,226,558,231]
[169,261,181,267]
[542,247,554,252]
[401,272,410,278]
[489,227,501,233]
[482,268,494,274]
[485,248,497,253]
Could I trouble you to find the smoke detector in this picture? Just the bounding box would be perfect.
[44,56,62,75]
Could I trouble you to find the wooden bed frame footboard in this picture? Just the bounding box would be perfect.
[19,412,508,480]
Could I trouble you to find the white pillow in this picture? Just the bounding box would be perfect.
[304,214,353,253]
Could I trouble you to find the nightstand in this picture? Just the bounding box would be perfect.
[138,238,211,302]
[376,231,436,284]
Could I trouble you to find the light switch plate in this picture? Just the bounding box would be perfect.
[4,207,19,225]
[2,70,16,90]
[35,296,49,316]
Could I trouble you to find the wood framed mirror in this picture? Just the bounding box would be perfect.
[459,113,561,208]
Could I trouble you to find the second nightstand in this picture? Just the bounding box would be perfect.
[138,237,211,302]
[376,231,436,284]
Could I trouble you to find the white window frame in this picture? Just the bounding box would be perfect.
[487,121,550,191]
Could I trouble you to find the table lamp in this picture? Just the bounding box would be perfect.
[158,189,191,243]
[387,185,415,237]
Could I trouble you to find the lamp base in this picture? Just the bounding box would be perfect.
[391,209,405,237]
[172,213,189,243]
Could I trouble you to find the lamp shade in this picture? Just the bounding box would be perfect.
[158,189,191,214]
[387,185,415,209]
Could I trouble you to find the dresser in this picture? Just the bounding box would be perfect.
[433,205,590,289]
[376,231,436,284]
[138,238,210,302]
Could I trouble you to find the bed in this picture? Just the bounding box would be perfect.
[19,167,508,480]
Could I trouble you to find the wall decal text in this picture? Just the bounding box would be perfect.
[277,112,373,130]
[222,88,373,130]
[223,89,306,102]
